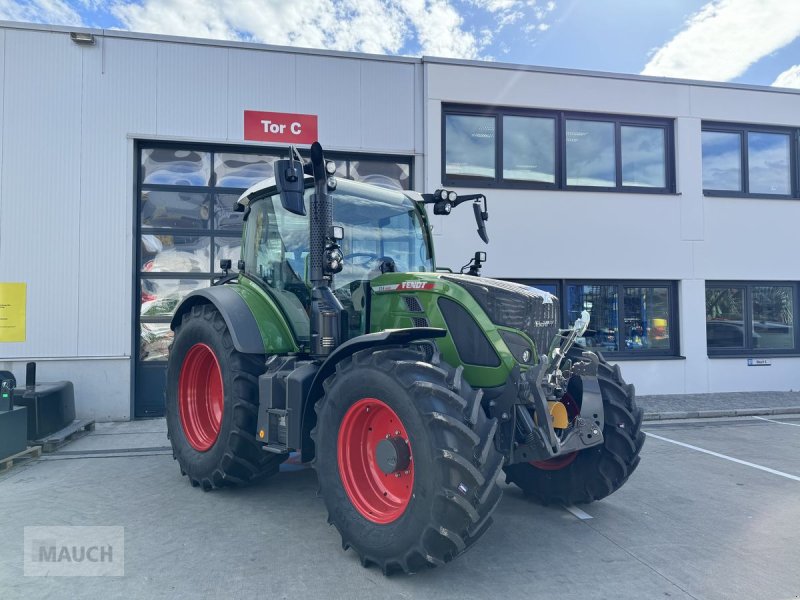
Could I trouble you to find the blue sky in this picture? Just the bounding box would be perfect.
[1,0,798,88]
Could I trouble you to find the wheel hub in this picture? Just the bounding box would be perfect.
[178,343,224,452]
[375,436,411,474]
[337,398,414,524]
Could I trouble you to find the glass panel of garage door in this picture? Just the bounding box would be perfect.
[214,153,280,188]
[141,191,210,229]
[350,160,411,190]
[141,148,211,186]
[140,278,210,318]
[215,193,244,231]
[140,235,211,273]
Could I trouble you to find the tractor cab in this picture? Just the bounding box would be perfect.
[237,176,434,341]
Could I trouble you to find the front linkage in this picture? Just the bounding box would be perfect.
[488,311,606,465]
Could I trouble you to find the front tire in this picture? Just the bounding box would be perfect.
[312,347,504,574]
[503,358,645,505]
[166,304,286,490]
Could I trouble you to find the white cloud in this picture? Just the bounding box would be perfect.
[772,64,800,89]
[0,0,82,25]
[110,0,480,59]
[641,0,800,81]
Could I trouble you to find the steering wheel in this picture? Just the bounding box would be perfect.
[343,252,381,266]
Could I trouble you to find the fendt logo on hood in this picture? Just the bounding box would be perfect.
[373,282,436,293]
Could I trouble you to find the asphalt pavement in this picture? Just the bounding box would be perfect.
[1,414,799,600]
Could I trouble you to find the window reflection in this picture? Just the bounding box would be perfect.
[141,149,211,186]
[214,153,279,188]
[702,131,741,191]
[752,286,794,349]
[141,190,210,229]
[140,235,211,273]
[623,287,671,350]
[502,116,555,183]
[621,126,665,188]
[567,284,618,351]
[566,120,615,187]
[214,237,241,271]
[214,194,244,231]
[140,279,210,318]
[748,133,790,195]
[706,287,745,348]
[445,115,496,178]
[350,160,410,190]
[140,323,173,361]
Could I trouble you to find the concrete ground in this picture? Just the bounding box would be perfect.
[1,415,799,600]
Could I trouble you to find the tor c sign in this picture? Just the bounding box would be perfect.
[244,110,318,144]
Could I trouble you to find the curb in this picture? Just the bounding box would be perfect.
[642,406,800,421]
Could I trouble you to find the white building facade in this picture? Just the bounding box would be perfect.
[0,22,798,420]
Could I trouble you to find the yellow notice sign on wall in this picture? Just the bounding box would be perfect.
[0,283,26,342]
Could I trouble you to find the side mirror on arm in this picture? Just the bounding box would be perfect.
[422,190,489,244]
[275,158,307,216]
[472,201,489,244]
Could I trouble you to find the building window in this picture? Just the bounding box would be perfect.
[444,113,496,180]
[565,119,615,187]
[508,279,679,358]
[503,115,555,183]
[702,123,796,197]
[443,104,675,193]
[706,283,797,354]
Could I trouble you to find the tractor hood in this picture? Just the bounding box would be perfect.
[440,274,560,361]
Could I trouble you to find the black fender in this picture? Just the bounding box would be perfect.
[170,286,265,354]
[298,327,447,460]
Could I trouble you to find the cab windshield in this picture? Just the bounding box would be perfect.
[242,179,433,340]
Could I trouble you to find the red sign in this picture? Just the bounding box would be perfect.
[244,110,318,144]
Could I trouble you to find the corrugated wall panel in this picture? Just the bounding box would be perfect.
[0,29,5,278]
[78,37,158,356]
[156,42,228,139]
[295,55,361,149]
[359,61,415,153]
[0,30,82,358]
[227,49,296,141]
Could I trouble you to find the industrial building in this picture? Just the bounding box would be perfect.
[0,21,798,420]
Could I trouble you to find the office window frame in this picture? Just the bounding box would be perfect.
[506,279,681,359]
[442,104,676,194]
[702,122,798,199]
[706,281,799,356]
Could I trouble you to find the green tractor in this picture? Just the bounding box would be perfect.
[166,142,644,574]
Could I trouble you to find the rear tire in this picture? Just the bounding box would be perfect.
[503,356,644,505]
[312,346,504,574]
[166,304,286,490]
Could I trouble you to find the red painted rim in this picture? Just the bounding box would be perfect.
[337,398,414,525]
[178,343,224,452]
[531,393,581,471]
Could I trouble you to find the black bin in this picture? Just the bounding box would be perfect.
[13,381,76,440]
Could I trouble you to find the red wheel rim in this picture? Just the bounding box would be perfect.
[337,398,414,524]
[178,343,224,452]
[530,393,581,471]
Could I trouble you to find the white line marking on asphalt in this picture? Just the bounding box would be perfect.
[753,416,800,427]
[563,505,593,520]
[644,431,800,482]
